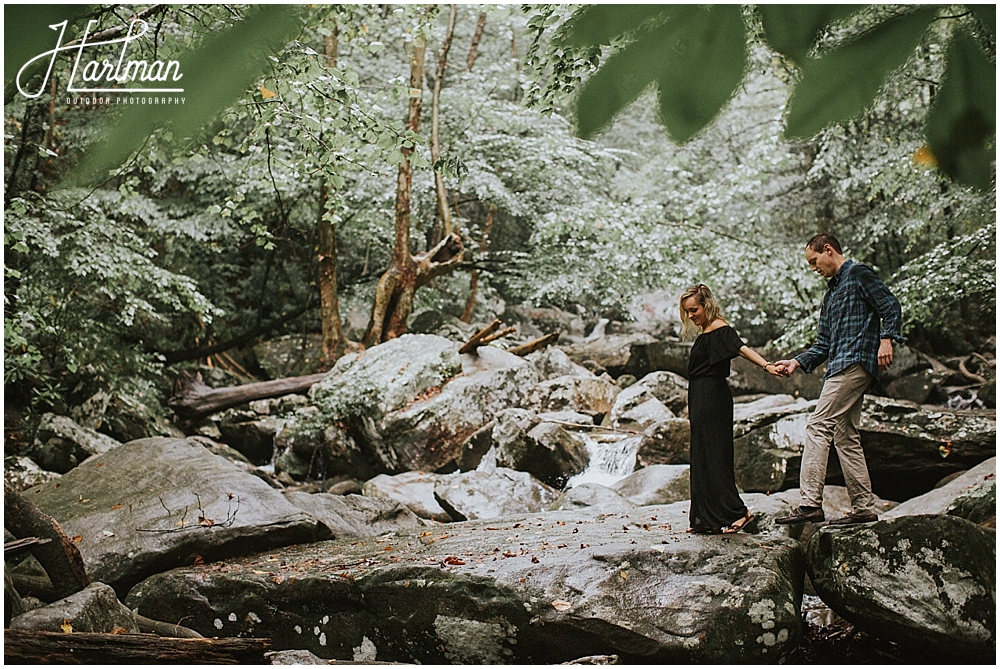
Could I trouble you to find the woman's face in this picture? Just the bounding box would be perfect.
[682,296,707,328]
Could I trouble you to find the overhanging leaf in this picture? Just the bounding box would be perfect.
[574,13,692,139]
[784,6,937,139]
[759,5,863,64]
[655,5,748,143]
[67,5,302,186]
[925,33,996,190]
[563,5,672,47]
[969,4,995,40]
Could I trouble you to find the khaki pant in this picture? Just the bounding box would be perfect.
[800,363,875,514]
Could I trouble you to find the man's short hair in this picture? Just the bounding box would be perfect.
[806,233,842,254]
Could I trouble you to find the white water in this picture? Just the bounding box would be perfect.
[565,432,642,489]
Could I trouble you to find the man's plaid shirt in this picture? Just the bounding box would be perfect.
[795,259,903,381]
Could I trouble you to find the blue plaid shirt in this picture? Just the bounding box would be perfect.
[795,259,903,381]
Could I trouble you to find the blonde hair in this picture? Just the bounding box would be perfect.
[679,283,723,338]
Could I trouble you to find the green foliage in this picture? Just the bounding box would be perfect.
[537,4,995,191]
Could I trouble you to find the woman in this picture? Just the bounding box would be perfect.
[680,284,782,534]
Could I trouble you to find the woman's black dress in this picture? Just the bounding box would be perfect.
[687,325,748,532]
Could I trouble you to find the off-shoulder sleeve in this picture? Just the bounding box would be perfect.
[709,326,745,363]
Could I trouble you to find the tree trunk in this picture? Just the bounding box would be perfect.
[318,20,345,365]
[4,481,90,600]
[3,631,270,664]
[467,11,487,71]
[432,5,457,238]
[366,27,465,346]
[168,371,327,421]
[461,203,496,323]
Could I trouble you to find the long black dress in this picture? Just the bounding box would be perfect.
[687,325,749,532]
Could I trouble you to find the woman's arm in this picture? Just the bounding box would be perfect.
[739,345,783,376]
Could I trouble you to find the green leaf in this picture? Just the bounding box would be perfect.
[575,6,746,142]
[784,6,937,139]
[925,33,996,190]
[656,5,748,143]
[563,5,673,47]
[759,5,862,64]
[969,4,995,39]
[68,6,303,186]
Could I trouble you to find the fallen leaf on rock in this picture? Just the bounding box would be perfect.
[60,621,73,633]
[110,627,129,635]
[193,555,205,566]
[198,516,215,527]
[443,556,465,565]
[72,536,83,543]
[620,571,628,580]
[551,600,572,611]
[110,504,122,510]
[531,556,540,563]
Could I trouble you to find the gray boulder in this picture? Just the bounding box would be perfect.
[487,409,591,488]
[525,347,594,380]
[612,465,690,506]
[273,410,375,481]
[635,419,691,467]
[433,468,560,521]
[858,397,996,500]
[623,340,691,379]
[31,413,122,474]
[362,471,452,523]
[14,437,318,596]
[311,335,539,473]
[549,482,637,513]
[283,492,426,539]
[884,457,995,523]
[215,409,281,465]
[525,375,620,416]
[9,582,139,633]
[883,368,947,404]
[631,371,689,414]
[561,333,658,375]
[4,455,61,491]
[124,500,804,663]
[807,515,995,662]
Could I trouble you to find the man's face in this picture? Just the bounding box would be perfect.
[805,245,839,278]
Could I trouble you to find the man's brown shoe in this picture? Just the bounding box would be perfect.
[827,511,878,526]
[775,506,825,524]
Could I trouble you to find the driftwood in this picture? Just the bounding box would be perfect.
[5,536,52,557]
[459,318,501,354]
[508,332,560,357]
[3,630,270,664]
[4,481,90,600]
[168,371,327,421]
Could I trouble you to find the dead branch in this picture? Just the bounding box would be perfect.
[459,318,501,354]
[481,327,516,344]
[168,371,326,421]
[3,630,269,664]
[508,332,560,357]
[4,481,90,600]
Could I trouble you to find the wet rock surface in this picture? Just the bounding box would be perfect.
[125,499,803,664]
[806,515,995,662]
[14,437,318,596]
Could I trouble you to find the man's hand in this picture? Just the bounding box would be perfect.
[878,338,894,369]
[775,359,800,377]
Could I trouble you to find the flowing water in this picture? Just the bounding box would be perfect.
[565,432,642,488]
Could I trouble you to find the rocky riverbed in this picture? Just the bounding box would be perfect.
[5,326,996,663]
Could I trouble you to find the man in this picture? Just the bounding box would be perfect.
[774,233,903,526]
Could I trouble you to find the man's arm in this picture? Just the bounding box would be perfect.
[777,312,831,375]
[857,264,903,369]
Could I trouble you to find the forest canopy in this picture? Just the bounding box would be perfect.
[4,4,995,418]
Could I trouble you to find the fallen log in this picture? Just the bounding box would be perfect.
[168,371,327,421]
[4,481,90,600]
[508,332,560,357]
[3,630,270,664]
[459,318,501,354]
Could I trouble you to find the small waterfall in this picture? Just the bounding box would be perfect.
[258,419,288,474]
[566,432,642,489]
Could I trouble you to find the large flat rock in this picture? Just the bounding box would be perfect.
[17,438,318,596]
[126,494,804,663]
